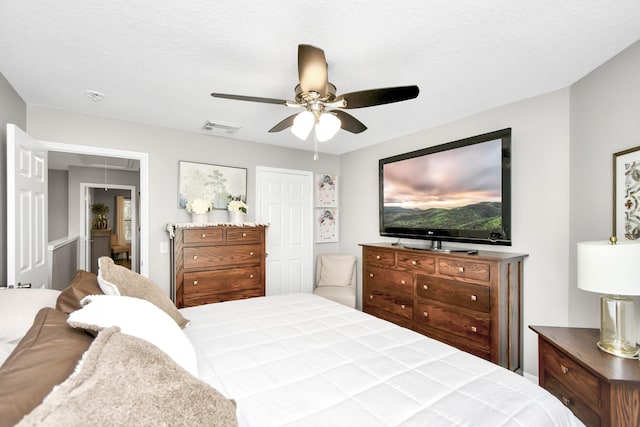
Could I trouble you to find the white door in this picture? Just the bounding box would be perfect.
[256,167,313,295]
[6,124,48,288]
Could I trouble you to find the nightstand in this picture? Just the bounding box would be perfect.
[530,326,640,427]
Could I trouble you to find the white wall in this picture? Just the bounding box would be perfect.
[25,107,341,293]
[339,88,572,377]
[0,72,27,287]
[569,40,640,327]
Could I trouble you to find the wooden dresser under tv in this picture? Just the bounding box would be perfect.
[361,243,527,372]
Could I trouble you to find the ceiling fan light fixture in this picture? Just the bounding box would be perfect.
[315,112,341,142]
[291,110,314,140]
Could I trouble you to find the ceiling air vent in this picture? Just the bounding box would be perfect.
[202,120,241,134]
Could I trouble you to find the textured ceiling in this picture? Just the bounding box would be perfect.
[2,1,640,155]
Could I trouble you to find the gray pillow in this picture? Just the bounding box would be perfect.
[17,327,237,427]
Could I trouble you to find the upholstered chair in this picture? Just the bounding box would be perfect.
[313,254,357,308]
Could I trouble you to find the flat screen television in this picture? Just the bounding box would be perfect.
[379,128,512,250]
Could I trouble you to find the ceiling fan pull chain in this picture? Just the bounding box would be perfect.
[313,132,319,161]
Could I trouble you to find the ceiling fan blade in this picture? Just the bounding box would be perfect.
[337,85,419,109]
[211,92,288,105]
[298,44,328,96]
[334,111,367,134]
[268,114,298,133]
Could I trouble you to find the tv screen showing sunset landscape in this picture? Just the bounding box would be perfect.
[382,138,503,232]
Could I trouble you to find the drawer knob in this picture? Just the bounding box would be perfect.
[376,255,381,260]
[471,326,477,333]
[412,260,417,265]
[458,266,464,273]
[561,365,570,374]
[471,295,477,301]
[201,234,206,238]
[422,311,429,318]
[369,295,374,300]
[193,255,198,260]
[242,232,247,237]
[249,251,254,256]
[369,273,374,278]
[193,280,198,286]
[249,274,254,279]
[422,284,429,291]
[400,304,406,310]
[400,280,406,285]
[561,396,572,407]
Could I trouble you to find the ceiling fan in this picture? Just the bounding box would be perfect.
[211,44,419,143]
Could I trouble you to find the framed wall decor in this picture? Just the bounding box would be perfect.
[613,145,640,241]
[178,161,247,209]
[315,173,338,207]
[315,208,338,243]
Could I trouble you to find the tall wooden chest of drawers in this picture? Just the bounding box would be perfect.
[169,224,267,308]
[361,243,526,371]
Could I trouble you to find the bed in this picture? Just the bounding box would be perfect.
[0,264,584,427]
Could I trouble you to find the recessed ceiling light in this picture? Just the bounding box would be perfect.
[84,90,106,101]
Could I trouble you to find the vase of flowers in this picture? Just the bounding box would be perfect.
[186,198,213,223]
[227,200,248,225]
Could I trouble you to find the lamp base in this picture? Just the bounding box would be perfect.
[598,295,639,359]
[596,341,639,359]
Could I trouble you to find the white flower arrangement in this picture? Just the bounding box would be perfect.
[227,200,248,213]
[186,198,213,214]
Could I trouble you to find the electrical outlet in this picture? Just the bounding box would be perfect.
[160,242,169,254]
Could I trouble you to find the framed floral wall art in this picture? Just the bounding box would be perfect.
[613,145,640,241]
[178,161,247,209]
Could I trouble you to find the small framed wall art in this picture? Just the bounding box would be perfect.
[613,145,640,241]
[315,208,338,243]
[315,173,338,207]
[178,161,247,210]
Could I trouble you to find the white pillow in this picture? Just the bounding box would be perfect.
[0,289,61,344]
[67,295,198,377]
[97,267,120,296]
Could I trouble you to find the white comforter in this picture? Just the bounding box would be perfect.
[182,294,583,427]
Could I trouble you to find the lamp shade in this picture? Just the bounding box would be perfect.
[291,111,314,140]
[315,112,341,142]
[577,240,640,296]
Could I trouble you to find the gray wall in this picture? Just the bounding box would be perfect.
[25,107,341,294]
[48,169,69,241]
[569,40,640,326]
[0,72,27,287]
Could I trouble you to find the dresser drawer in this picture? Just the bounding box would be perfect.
[416,275,490,312]
[540,339,601,412]
[183,228,224,244]
[183,287,262,306]
[226,228,262,243]
[183,245,262,269]
[364,289,413,320]
[183,267,262,306]
[438,258,490,282]
[415,300,490,347]
[544,373,601,427]
[364,266,413,296]
[364,249,395,267]
[397,253,435,273]
[183,266,261,295]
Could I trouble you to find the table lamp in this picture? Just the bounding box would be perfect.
[577,237,640,358]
